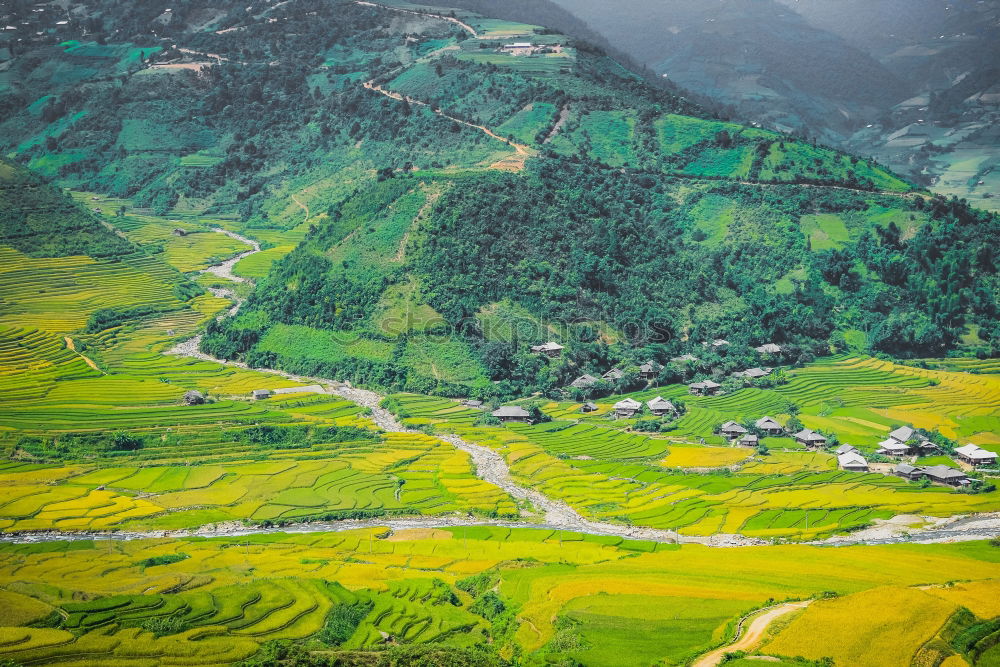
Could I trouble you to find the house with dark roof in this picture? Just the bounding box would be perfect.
[613,398,641,418]
[570,374,598,389]
[755,416,784,436]
[737,433,759,448]
[794,429,827,448]
[531,342,564,358]
[638,360,662,381]
[734,367,772,380]
[646,396,675,417]
[493,406,532,423]
[955,444,998,466]
[719,421,748,439]
[921,465,970,487]
[689,380,721,396]
[894,463,924,481]
[915,440,941,455]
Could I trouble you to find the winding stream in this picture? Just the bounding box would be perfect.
[202,228,260,284]
[6,230,997,547]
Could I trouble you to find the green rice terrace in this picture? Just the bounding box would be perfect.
[0,0,998,664]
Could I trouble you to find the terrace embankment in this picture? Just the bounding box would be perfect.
[148,232,1000,548]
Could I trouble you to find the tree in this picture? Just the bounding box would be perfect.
[525,401,550,423]
[109,431,143,451]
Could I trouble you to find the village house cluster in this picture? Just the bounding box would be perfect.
[715,416,996,488]
[875,426,940,457]
[611,396,678,419]
[479,387,994,491]
[498,42,563,56]
[535,339,785,399]
[566,357,663,391]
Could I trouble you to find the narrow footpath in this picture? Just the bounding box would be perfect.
[361,80,531,170]
[692,600,813,667]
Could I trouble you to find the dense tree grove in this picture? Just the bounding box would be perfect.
[409,163,998,360]
[0,159,135,257]
[203,156,998,397]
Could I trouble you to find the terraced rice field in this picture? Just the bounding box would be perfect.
[0,527,996,665]
[761,586,959,666]
[0,426,517,532]
[386,378,1000,539]
[0,326,101,401]
[0,245,184,333]
[109,215,249,273]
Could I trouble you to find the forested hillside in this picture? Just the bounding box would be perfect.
[1,0,997,400]
[0,159,133,257]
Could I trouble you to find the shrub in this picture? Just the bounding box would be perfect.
[136,553,189,569]
[110,431,144,451]
[319,600,374,646]
[470,591,506,620]
[456,569,499,598]
[474,413,501,427]
[85,305,166,333]
[142,614,191,637]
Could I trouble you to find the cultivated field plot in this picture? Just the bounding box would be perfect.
[0,528,996,665]
[0,429,516,533]
[0,245,183,333]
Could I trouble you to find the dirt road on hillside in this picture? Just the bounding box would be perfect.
[692,600,813,667]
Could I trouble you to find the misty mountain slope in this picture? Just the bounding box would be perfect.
[553,0,1000,210]
[551,0,912,141]
[786,0,1000,211]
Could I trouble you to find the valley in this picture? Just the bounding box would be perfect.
[0,0,997,665]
